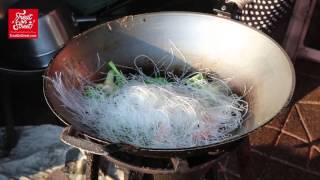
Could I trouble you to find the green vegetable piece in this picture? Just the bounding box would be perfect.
[145,77,168,85]
[83,86,102,99]
[104,70,115,86]
[187,73,204,83]
[185,73,205,88]
[108,61,126,87]
[154,77,168,84]
[84,86,93,97]
[108,61,121,76]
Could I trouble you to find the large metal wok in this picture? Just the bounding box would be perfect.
[44,12,295,157]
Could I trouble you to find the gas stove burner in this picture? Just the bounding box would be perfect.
[60,126,250,180]
[100,151,226,179]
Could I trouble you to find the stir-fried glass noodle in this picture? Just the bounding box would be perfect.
[47,55,249,149]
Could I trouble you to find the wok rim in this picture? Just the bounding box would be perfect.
[43,11,296,153]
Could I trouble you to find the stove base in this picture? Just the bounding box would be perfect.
[81,137,254,180]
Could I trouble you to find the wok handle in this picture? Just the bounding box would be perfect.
[60,126,135,155]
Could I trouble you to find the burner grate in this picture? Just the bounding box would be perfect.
[58,127,256,180]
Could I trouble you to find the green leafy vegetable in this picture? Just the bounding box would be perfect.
[83,86,103,99]
[184,73,205,88]
[103,71,115,86]
[108,61,126,87]
[145,77,168,85]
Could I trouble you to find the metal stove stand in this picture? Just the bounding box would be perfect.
[60,127,256,180]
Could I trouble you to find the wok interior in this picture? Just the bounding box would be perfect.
[44,12,295,149]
